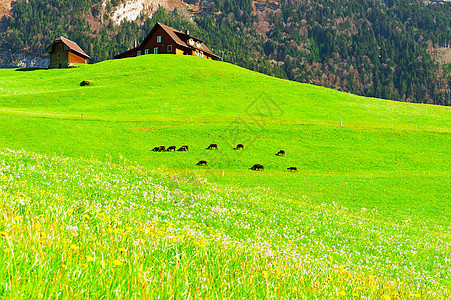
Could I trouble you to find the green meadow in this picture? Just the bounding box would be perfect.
[0,55,450,298]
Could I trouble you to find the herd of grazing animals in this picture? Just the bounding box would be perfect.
[152,143,297,171]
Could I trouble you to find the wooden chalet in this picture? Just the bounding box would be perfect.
[46,37,90,68]
[114,23,220,60]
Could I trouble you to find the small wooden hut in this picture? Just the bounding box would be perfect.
[46,37,90,68]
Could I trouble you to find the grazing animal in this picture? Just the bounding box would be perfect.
[167,146,176,151]
[250,164,264,171]
[287,167,297,172]
[80,80,91,86]
[181,145,189,151]
[207,144,218,150]
[276,150,285,156]
[196,160,208,166]
[158,146,166,152]
[177,146,188,151]
[235,144,244,150]
[152,146,163,152]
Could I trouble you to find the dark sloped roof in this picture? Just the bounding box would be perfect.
[46,37,90,59]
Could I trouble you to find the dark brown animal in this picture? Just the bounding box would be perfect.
[287,167,297,172]
[250,164,264,171]
[167,146,176,151]
[196,160,208,166]
[177,146,188,151]
[235,144,244,150]
[207,144,218,150]
[152,146,166,152]
[80,80,91,86]
[276,150,285,156]
[181,145,189,150]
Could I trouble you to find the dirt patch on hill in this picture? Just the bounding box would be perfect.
[431,47,451,65]
[132,126,156,132]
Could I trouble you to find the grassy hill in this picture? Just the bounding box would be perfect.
[0,55,450,298]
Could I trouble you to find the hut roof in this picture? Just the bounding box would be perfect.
[46,37,90,59]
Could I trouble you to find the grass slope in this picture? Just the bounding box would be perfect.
[0,55,450,296]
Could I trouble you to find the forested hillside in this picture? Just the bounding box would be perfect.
[0,0,450,105]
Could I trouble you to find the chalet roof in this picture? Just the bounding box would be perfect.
[46,37,90,59]
[120,22,219,59]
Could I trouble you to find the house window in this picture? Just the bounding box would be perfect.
[144,49,149,55]
[167,45,172,52]
[195,49,199,56]
[153,47,159,54]
[188,38,194,46]
[156,36,162,43]
[57,53,61,58]
[196,41,201,48]
[137,50,141,56]
[199,51,204,58]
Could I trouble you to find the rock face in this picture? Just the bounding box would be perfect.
[0,0,13,19]
[0,51,49,69]
[110,0,190,25]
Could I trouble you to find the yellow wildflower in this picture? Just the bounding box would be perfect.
[87,255,95,262]
[99,261,106,267]
[81,263,88,268]
[125,226,133,231]
[383,295,391,300]
[352,293,359,297]
[70,244,79,251]
[118,247,127,253]
[338,291,346,297]
[414,294,421,298]
[13,216,23,221]
[0,231,7,237]
[112,259,122,266]
[3,248,11,253]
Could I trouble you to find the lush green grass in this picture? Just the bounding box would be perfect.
[0,149,450,299]
[0,55,450,297]
[0,56,450,228]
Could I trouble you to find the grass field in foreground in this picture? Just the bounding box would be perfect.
[0,149,450,299]
[0,55,450,297]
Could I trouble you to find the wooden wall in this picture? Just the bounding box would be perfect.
[69,51,87,65]
[49,42,69,68]
[141,26,177,55]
